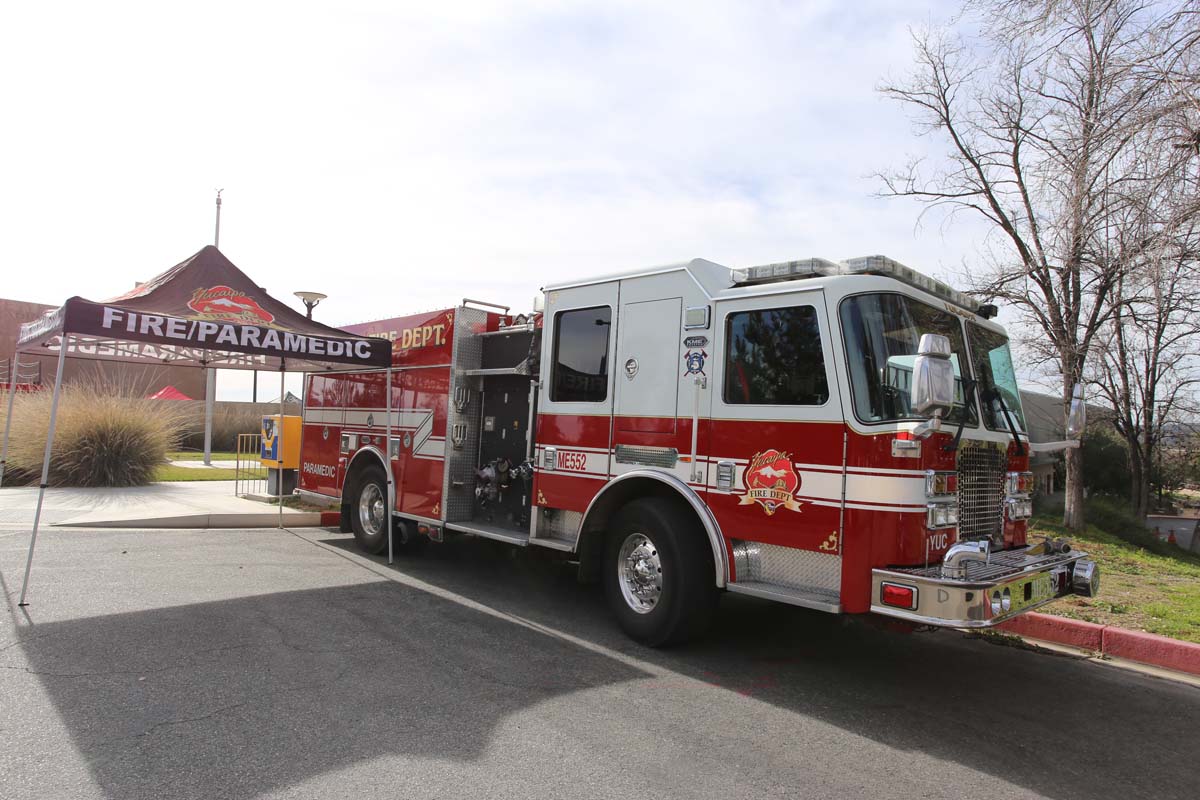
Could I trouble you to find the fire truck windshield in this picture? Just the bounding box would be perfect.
[839,293,978,425]
[967,323,1026,432]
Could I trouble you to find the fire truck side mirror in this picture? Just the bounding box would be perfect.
[1065,383,1086,439]
[911,333,955,418]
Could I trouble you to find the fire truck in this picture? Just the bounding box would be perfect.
[297,255,1097,646]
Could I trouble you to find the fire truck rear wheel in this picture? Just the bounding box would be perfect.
[603,497,717,647]
[350,466,391,555]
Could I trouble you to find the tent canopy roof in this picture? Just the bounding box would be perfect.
[147,385,192,401]
[16,246,390,371]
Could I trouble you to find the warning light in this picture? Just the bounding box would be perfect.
[880,582,918,610]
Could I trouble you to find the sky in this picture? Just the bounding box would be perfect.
[1,0,995,400]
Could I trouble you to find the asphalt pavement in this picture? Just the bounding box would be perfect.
[0,524,1196,800]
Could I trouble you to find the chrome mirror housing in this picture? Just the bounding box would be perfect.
[1066,383,1086,439]
[911,333,955,418]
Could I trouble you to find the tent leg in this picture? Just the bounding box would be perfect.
[278,368,285,530]
[18,338,69,607]
[386,364,394,566]
[203,369,215,466]
[0,349,21,489]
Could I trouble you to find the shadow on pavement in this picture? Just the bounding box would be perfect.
[11,529,1197,800]
[15,575,647,800]
[318,533,1199,800]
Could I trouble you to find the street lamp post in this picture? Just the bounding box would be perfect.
[291,291,327,423]
[294,291,328,320]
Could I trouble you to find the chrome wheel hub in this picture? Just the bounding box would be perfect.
[358,483,385,535]
[617,532,662,614]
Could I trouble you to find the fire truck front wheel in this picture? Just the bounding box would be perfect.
[604,498,717,647]
[350,466,391,555]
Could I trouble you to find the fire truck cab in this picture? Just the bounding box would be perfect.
[298,255,1098,646]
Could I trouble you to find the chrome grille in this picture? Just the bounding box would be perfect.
[957,442,1006,544]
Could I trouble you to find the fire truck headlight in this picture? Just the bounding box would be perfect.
[1005,497,1033,521]
[926,501,957,530]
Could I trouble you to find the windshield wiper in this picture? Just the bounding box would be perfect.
[981,386,1026,456]
[942,377,976,452]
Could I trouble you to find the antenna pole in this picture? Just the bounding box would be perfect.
[205,188,224,465]
[214,189,223,247]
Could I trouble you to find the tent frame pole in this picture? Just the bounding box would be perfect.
[0,348,23,489]
[386,363,394,565]
[278,366,285,529]
[18,336,70,606]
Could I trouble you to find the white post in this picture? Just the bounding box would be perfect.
[0,350,22,489]
[18,337,69,606]
[203,368,215,465]
[386,364,394,565]
[278,367,285,529]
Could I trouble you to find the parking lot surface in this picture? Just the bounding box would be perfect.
[1,525,1196,800]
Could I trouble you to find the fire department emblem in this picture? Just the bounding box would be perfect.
[683,349,707,377]
[738,449,803,515]
[187,285,276,324]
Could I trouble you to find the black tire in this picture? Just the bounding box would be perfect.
[349,466,390,555]
[603,497,718,647]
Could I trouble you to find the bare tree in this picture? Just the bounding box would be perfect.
[878,0,1194,531]
[1092,234,1200,518]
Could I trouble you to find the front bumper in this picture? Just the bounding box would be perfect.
[870,545,1098,628]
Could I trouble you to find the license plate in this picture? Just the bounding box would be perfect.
[1009,572,1054,611]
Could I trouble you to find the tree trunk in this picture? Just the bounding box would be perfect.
[1064,445,1086,532]
[1129,444,1148,520]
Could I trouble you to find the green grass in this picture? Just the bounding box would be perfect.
[153,465,244,481]
[1031,514,1200,644]
[167,451,240,461]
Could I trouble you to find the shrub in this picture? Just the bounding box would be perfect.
[177,401,300,452]
[0,384,188,487]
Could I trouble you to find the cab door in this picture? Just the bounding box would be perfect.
[708,289,845,584]
[534,281,620,513]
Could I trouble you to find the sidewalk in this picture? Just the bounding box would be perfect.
[167,459,240,469]
[0,481,327,528]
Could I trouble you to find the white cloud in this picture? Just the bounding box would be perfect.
[1,0,988,400]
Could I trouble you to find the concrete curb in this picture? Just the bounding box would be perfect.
[998,612,1200,676]
[56,512,326,529]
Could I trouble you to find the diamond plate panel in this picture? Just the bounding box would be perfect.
[443,307,487,523]
[533,507,582,545]
[731,540,841,598]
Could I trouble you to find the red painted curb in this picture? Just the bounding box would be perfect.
[320,510,340,526]
[1102,627,1200,677]
[998,612,1104,651]
[998,612,1200,677]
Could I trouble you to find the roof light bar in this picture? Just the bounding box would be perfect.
[732,254,982,314]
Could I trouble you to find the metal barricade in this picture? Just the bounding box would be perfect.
[235,433,267,497]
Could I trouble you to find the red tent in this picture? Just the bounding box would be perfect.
[148,385,192,401]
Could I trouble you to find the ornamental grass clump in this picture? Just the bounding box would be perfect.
[1,382,188,487]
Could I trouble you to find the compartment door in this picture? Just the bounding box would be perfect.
[614,297,682,433]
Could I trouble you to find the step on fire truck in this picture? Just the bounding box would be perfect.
[298,255,1097,646]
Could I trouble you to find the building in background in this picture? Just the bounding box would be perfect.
[0,297,206,398]
[1021,390,1067,496]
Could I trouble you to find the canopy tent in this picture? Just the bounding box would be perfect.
[1,245,395,606]
[148,385,192,401]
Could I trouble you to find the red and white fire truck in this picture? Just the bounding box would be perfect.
[297,255,1097,645]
